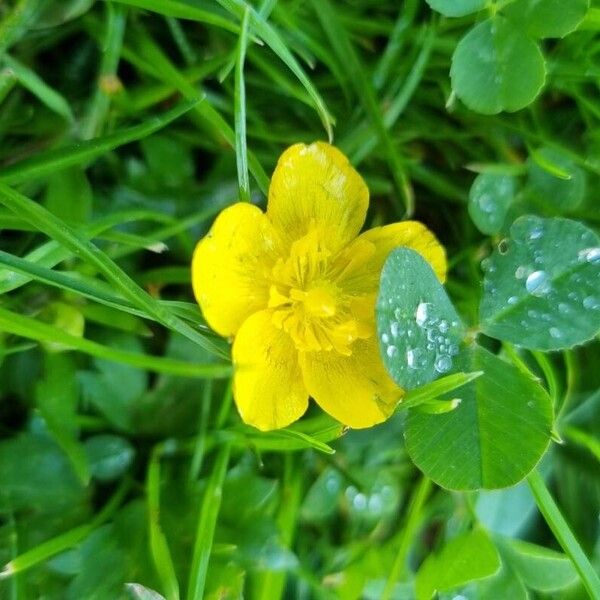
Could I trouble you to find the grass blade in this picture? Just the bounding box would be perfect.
[215,0,334,140]
[147,448,181,600]
[186,444,231,600]
[0,306,230,378]
[234,8,251,201]
[399,371,484,411]
[0,184,225,358]
[2,54,74,122]
[528,470,600,599]
[0,96,203,185]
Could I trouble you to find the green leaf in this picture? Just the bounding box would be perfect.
[450,17,546,114]
[468,172,517,234]
[36,353,89,484]
[405,345,553,490]
[499,537,578,592]
[376,247,465,390]
[425,0,487,17]
[85,434,135,482]
[0,430,86,512]
[502,0,589,38]
[527,147,586,211]
[480,215,600,350]
[415,528,500,600]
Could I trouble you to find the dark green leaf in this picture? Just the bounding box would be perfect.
[405,345,553,490]
[480,215,600,350]
[415,528,500,599]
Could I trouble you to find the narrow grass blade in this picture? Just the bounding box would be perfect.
[82,3,127,139]
[110,0,241,34]
[528,470,600,599]
[128,23,270,195]
[147,449,181,600]
[0,306,230,378]
[234,8,251,201]
[0,97,203,185]
[187,444,231,600]
[216,0,334,140]
[0,184,225,358]
[399,371,484,411]
[2,54,74,121]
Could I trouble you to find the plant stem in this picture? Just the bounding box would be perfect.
[527,469,600,599]
[381,475,432,600]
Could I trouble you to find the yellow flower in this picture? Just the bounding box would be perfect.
[192,142,446,431]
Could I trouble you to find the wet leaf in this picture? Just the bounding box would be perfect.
[377,248,465,390]
[480,215,600,350]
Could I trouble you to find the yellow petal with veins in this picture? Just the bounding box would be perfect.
[300,336,402,429]
[337,221,447,294]
[233,310,309,431]
[191,203,282,337]
[267,142,369,252]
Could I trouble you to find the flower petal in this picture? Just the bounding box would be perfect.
[300,337,402,428]
[192,203,282,337]
[233,310,309,431]
[267,142,369,251]
[338,221,447,294]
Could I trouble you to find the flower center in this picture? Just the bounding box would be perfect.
[267,230,371,354]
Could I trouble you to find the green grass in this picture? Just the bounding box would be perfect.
[1,0,600,598]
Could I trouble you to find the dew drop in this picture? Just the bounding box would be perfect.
[479,193,494,213]
[353,493,367,511]
[394,308,402,320]
[578,247,600,264]
[438,320,449,333]
[558,303,570,314]
[583,296,600,310]
[529,224,543,240]
[434,355,452,373]
[449,344,459,356]
[415,302,431,327]
[525,270,551,297]
[498,239,509,255]
[386,345,398,358]
[406,348,418,368]
[515,266,528,279]
[549,327,561,339]
[508,295,518,305]
[381,333,389,344]
[390,321,400,338]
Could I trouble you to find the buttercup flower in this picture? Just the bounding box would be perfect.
[192,143,446,431]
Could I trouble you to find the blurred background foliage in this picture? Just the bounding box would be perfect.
[0,0,599,598]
